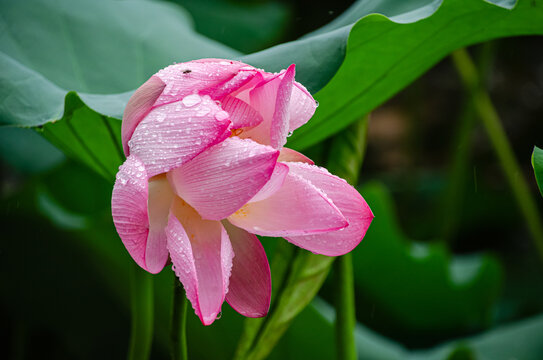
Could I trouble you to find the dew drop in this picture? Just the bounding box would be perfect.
[156,113,166,122]
[197,106,211,117]
[215,110,229,122]
[182,94,202,107]
[216,311,222,320]
[315,100,319,107]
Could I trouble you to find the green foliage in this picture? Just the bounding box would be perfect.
[5,0,543,154]
[532,146,543,197]
[167,0,292,53]
[288,0,543,149]
[352,183,503,336]
[235,242,334,360]
[37,92,125,182]
[0,127,64,174]
[0,0,237,128]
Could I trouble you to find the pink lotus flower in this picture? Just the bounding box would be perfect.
[112,59,374,325]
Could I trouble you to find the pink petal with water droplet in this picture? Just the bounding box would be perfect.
[228,71,265,104]
[269,64,295,148]
[288,82,317,132]
[167,198,233,326]
[111,156,170,273]
[213,69,260,100]
[223,221,271,318]
[168,137,278,221]
[228,170,348,237]
[284,162,374,256]
[221,95,263,129]
[128,95,231,178]
[249,162,289,202]
[122,76,166,156]
[242,65,295,148]
[277,148,314,165]
[154,60,248,107]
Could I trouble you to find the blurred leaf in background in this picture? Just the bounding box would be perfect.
[345,183,502,346]
[163,0,292,53]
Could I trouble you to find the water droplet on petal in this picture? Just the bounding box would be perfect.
[197,106,211,117]
[215,111,229,122]
[182,94,202,107]
[216,311,222,320]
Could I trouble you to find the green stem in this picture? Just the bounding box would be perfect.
[451,48,543,262]
[440,101,475,243]
[171,275,188,360]
[128,264,154,360]
[233,240,297,360]
[334,253,357,360]
[442,43,495,244]
[328,116,369,360]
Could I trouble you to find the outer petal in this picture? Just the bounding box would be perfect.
[223,221,271,318]
[277,147,314,165]
[122,76,166,156]
[284,162,374,256]
[288,82,317,132]
[154,59,248,107]
[167,198,233,326]
[128,95,231,178]
[227,170,348,237]
[168,137,279,221]
[111,156,171,274]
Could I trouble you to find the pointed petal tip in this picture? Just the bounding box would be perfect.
[286,63,296,74]
[282,162,374,256]
[167,205,232,328]
[277,148,314,165]
[200,311,221,326]
[228,170,348,237]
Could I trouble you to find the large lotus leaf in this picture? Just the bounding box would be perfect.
[279,298,543,360]
[286,0,543,149]
[3,0,543,180]
[165,0,292,53]
[407,312,543,360]
[0,126,64,174]
[351,182,503,338]
[0,0,237,123]
[0,0,240,177]
[272,297,543,360]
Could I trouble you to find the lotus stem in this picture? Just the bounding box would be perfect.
[451,48,543,262]
[328,116,369,360]
[171,275,188,360]
[127,264,154,360]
